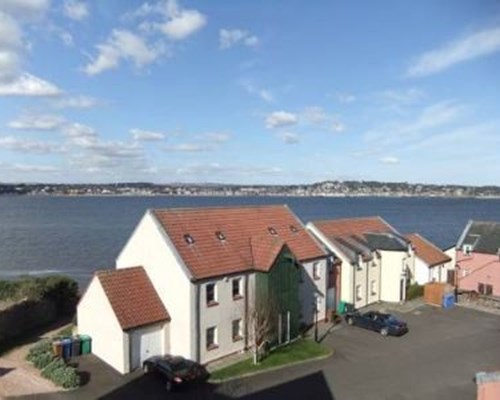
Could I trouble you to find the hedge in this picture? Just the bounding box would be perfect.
[407,283,424,300]
[26,339,80,389]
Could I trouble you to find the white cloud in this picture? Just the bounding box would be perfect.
[377,88,425,105]
[10,163,58,173]
[164,143,213,152]
[407,27,500,77]
[337,93,356,104]
[130,128,166,141]
[52,95,99,109]
[158,0,206,41]
[219,29,259,49]
[239,81,273,102]
[0,0,49,20]
[62,122,97,139]
[279,132,300,144]
[8,114,65,130]
[84,29,164,75]
[265,111,298,129]
[203,132,231,143]
[331,121,345,133]
[0,73,61,96]
[0,136,64,154]
[63,0,89,21]
[302,106,327,124]
[59,31,74,47]
[380,156,399,164]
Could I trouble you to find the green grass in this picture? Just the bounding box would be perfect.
[210,339,331,381]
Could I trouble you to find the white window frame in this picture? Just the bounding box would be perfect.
[313,262,320,280]
[356,284,362,301]
[206,326,218,349]
[232,319,242,341]
[370,280,376,296]
[232,278,242,299]
[206,282,217,306]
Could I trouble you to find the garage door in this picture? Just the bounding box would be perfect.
[130,325,163,370]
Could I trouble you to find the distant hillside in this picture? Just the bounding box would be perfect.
[1,181,499,198]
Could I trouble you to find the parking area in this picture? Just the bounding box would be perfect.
[5,306,500,400]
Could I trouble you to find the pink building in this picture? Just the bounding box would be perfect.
[456,221,500,296]
[476,371,500,400]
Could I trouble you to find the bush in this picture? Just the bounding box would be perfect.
[0,280,20,301]
[26,339,52,362]
[42,358,79,389]
[407,283,424,300]
[33,352,55,369]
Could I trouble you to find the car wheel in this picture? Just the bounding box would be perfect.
[347,317,354,326]
[143,364,150,374]
[166,380,173,392]
[380,327,389,337]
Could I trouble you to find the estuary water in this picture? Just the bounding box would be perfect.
[0,195,499,289]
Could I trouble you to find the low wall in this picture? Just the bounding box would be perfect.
[0,299,58,344]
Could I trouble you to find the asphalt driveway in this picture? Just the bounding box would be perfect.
[7,305,500,400]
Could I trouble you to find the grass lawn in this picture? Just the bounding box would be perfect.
[210,339,331,381]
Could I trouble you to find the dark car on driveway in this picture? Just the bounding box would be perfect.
[345,311,408,336]
[143,355,210,392]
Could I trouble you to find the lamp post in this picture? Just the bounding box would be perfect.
[313,294,319,342]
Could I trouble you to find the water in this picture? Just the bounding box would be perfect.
[0,195,499,289]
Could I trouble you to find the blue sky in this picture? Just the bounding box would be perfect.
[0,0,499,185]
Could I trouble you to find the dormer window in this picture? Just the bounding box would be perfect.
[215,231,226,241]
[184,234,195,245]
[290,225,298,233]
[463,244,472,255]
[268,227,278,236]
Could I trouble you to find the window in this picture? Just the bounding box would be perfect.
[370,280,376,296]
[356,263,363,271]
[463,244,472,255]
[184,234,195,245]
[478,283,493,296]
[215,231,226,241]
[232,319,242,341]
[268,227,278,235]
[232,278,242,299]
[206,326,217,350]
[289,225,298,233]
[206,283,217,306]
[313,262,320,280]
[356,284,362,301]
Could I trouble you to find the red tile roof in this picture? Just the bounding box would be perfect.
[406,233,451,268]
[152,205,326,280]
[97,267,170,330]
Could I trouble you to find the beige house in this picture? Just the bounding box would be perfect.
[78,205,328,373]
[307,217,416,309]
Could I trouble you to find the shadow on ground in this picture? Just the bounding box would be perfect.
[6,370,335,400]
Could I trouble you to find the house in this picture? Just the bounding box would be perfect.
[77,267,170,374]
[405,233,453,285]
[456,220,500,296]
[77,205,328,373]
[307,217,415,309]
[476,371,500,400]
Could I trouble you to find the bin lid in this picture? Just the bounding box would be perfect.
[61,338,72,344]
[79,334,91,340]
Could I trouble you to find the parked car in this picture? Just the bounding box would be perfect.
[143,355,210,392]
[344,311,408,336]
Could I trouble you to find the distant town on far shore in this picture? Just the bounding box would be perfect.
[1,181,500,198]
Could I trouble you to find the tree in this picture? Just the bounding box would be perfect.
[246,296,279,365]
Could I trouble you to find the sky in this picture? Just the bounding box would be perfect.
[0,0,499,185]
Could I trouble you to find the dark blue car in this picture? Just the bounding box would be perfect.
[345,311,408,336]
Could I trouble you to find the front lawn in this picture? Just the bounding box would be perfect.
[210,339,331,381]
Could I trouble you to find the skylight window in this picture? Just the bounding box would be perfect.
[215,231,226,241]
[268,227,278,236]
[184,234,195,245]
[290,225,298,233]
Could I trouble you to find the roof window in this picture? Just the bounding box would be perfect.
[268,227,278,236]
[290,225,298,233]
[184,234,195,245]
[215,231,226,241]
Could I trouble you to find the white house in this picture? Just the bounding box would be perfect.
[78,205,328,373]
[405,233,453,285]
[307,217,415,309]
[77,267,170,374]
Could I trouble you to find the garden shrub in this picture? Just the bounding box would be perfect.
[41,358,79,389]
[26,339,52,362]
[407,283,424,300]
[33,352,55,369]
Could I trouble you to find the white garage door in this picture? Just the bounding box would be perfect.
[130,325,163,370]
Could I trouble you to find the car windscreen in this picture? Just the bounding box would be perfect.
[170,360,193,374]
